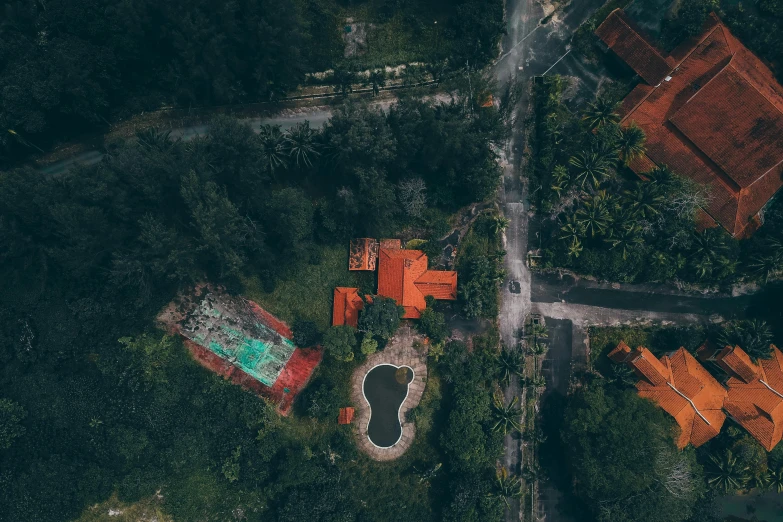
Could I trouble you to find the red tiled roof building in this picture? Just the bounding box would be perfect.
[376,244,457,319]
[698,344,783,451]
[609,342,727,448]
[596,10,783,237]
[332,287,365,327]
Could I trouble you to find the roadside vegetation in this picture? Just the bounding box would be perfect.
[0,83,511,521]
[529,76,783,287]
[0,0,504,167]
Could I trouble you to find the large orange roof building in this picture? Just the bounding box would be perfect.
[698,344,783,451]
[332,239,457,326]
[609,342,727,448]
[596,10,783,237]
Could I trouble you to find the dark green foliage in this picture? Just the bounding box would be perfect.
[0,0,314,164]
[358,296,403,339]
[418,297,449,344]
[322,325,358,362]
[713,319,774,361]
[561,383,705,522]
[530,78,758,286]
[0,398,26,450]
[438,340,504,521]
[456,213,505,319]
[292,319,322,348]
[0,89,509,520]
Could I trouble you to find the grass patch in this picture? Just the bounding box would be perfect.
[74,493,172,522]
[243,246,375,331]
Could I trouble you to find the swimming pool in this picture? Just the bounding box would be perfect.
[362,364,414,448]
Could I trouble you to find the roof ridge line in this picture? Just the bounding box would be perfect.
[667,381,711,425]
[673,57,735,113]
[759,379,783,400]
[621,24,724,124]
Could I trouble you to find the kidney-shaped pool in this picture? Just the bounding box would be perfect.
[362,364,414,448]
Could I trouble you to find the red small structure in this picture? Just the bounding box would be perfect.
[332,287,365,327]
[338,407,355,425]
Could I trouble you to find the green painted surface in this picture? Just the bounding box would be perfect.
[182,293,296,386]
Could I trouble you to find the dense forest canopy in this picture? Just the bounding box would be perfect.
[0,91,509,520]
[0,0,505,165]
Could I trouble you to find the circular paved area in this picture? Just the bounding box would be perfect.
[351,326,428,461]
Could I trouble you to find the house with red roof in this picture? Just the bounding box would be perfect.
[698,344,783,451]
[609,341,727,448]
[596,10,783,237]
[376,242,457,319]
[332,239,458,326]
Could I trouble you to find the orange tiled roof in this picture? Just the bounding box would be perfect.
[597,11,783,237]
[717,345,783,451]
[376,247,457,319]
[332,287,364,328]
[610,342,727,448]
[595,9,674,85]
[349,238,379,271]
[338,407,355,424]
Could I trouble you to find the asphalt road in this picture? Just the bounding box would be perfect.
[532,272,751,317]
[493,0,610,520]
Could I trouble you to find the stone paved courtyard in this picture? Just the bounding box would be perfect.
[351,326,428,461]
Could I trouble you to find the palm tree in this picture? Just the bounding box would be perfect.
[491,394,523,435]
[493,467,523,508]
[715,319,773,361]
[623,183,664,220]
[284,121,320,168]
[332,67,356,96]
[367,69,386,96]
[749,238,783,282]
[582,96,620,129]
[608,363,638,388]
[559,215,586,244]
[646,165,674,185]
[576,196,611,237]
[605,222,644,260]
[705,450,751,493]
[769,465,783,493]
[617,124,646,165]
[496,347,525,385]
[490,215,511,236]
[259,124,287,173]
[569,152,610,188]
[528,341,548,374]
[136,128,175,153]
[690,228,731,280]
[567,238,584,259]
[551,164,570,196]
[526,374,547,391]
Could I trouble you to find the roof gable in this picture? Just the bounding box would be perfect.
[595,9,673,85]
[332,287,364,328]
[376,248,458,318]
[611,343,726,448]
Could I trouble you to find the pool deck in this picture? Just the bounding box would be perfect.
[351,326,428,461]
